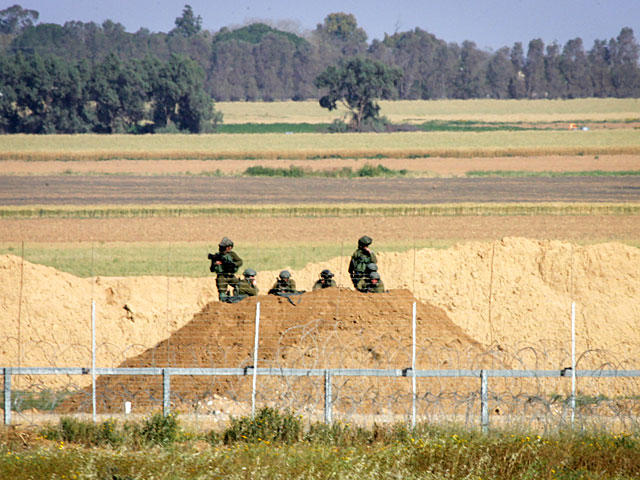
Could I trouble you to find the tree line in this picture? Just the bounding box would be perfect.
[1,4,639,133]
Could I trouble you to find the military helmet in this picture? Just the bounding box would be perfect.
[219,237,234,248]
[366,263,378,272]
[279,270,291,279]
[358,235,372,247]
[320,269,334,278]
[369,271,380,280]
[243,268,257,277]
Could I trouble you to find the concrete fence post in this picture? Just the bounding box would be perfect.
[3,368,10,425]
[324,369,332,424]
[163,368,171,417]
[481,369,489,433]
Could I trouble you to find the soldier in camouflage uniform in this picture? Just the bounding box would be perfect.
[268,270,297,294]
[237,268,259,296]
[209,237,243,301]
[355,263,378,292]
[363,271,385,293]
[313,269,337,290]
[348,236,377,289]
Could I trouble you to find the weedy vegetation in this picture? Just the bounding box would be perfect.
[2,409,639,479]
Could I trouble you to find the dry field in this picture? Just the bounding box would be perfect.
[1,154,638,176]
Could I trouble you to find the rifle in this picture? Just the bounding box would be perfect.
[208,252,236,274]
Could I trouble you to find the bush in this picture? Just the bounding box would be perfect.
[223,407,302,444]
[40,417,127,447]
[141,412,181,446]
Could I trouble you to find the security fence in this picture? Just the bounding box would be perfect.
[3,364,640,432]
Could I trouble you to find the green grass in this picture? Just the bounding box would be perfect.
[216,122,328,133]
[2,412,639,479]
[0,240,452,277]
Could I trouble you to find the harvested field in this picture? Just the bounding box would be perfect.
[0,154,638,176]
[2,175,640,206]
[1,215,639,244]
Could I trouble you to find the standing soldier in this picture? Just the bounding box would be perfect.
[313,269,337,290]
[209,237,243,301]
[268,270,297,294]
[348,236,377,289]
[237,268,259,297]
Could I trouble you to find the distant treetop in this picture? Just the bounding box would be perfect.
[213,23,308,47]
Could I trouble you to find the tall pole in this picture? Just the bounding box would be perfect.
[92,300,96,423]
[571,301,576,424]
[411,302,417,428]
[251,302,261,418]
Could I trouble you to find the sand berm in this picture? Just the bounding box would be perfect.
[1,237,639,394]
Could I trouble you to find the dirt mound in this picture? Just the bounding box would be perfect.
[2,237,639,395]
[61,289,496,414]
[0,254,218,389]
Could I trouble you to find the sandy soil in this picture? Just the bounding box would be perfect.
[1,155,638,176]
[2,238,639,401]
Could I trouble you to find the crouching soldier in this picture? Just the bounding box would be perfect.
[363,271,385,293]
[237,268,259,296]
[356,263,378,292]
[313,269,337,290]
[268,270,297,294]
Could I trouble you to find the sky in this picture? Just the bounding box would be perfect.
[8,0,640,51]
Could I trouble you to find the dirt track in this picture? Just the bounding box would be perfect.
[2,175,640,205]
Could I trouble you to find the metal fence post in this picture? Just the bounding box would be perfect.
[3,368,10,425]
[163,368,171,417]
[324,369,332,424]
[480,369,489,433]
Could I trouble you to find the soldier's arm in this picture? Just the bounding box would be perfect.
[230,251,243,268]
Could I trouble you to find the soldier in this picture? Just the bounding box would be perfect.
[237,268,259,297]
[348,236,377,289]
[268,270,297,294]
[313,269,337,290]
[209,237,243,301]
[355,263,378,292]
[363,271,385,293]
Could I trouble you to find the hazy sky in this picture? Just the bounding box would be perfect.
[10,0,640,51]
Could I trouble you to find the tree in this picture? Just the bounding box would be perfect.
[453,40,489,99]
[486,47,512,98]
[524,39,546,98]
[171,4,201,38]
[560,38,593,98]
[609,27,640,97]
[313,12,367,60]
[150,54,218,132]
[89,54,149,132]
[544,42,566,98]
[314,57,402,132]
[588,39,613,97]
[0,4,39,34]
[509,42,526,98]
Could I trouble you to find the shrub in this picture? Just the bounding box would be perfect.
[40,417,126,447]
[223,407,302,444]
[141,412,181,446]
